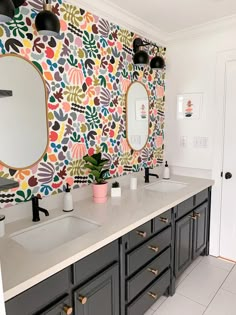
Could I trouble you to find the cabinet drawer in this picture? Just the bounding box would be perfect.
[73,240,119,285]
[194,189,208,207]
[6,268,70,315]
[126,247,171,302]
[176,197,194,219]
[126,221,152,251]
[154,209,172,233]
[126,227,171,276]
[126,269,170,315]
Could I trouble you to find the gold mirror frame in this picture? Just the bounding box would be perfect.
[0,54,49,170]
[126,81,150,151]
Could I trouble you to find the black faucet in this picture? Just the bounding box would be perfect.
[144,167,159,183]
[32,195,49,222]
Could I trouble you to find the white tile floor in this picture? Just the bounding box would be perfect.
[145,255,236,315]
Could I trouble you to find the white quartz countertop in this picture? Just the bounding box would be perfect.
[0,174,214,301]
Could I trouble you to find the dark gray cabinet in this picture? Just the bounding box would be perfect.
[193,202,208,259]
[175,213,193,277]
[5,188,211,315]
[74,263,119,315]
[121,210,173,315]
[174,189,210,278]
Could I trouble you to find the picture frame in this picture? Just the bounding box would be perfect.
[177,93,203,120]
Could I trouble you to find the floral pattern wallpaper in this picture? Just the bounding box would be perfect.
[0,0,165,208]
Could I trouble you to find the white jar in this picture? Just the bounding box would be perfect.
[130,177,137,190]
[0,215,5,238]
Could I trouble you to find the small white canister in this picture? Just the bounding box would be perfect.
[0,215,5,238]
[130,177,138,190]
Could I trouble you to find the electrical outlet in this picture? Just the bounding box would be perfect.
[180,136,188,147]
[193,136,208,148]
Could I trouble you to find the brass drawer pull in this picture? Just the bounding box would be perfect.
[148,245,159,253]
[79,295,88,305]
[195,212,201,218]
[148,291,158,300]
[189,215,197,220]
[147,267,159,276]
[136,230,147,238]
[159,217,169,224]
[63,305,73,315]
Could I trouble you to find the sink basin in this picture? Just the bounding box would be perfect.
[11,216,99,253]
[145,180,187,193]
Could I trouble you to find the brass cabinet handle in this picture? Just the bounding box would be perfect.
[63,305,73,315]
[159,217,169,224]
[79,295,88,305]
[189,215,197,220]
[148,291,158,300]
[136,230,147,238]
[147,267,159,276]
[195,212,201,218]
[148,245,159,253]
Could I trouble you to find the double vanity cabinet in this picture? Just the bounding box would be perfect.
[5,187,211,315]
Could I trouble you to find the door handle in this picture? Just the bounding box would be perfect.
[225,172,232,179]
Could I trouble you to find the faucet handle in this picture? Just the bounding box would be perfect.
[31,194,42,201]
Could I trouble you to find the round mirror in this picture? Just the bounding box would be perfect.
[126,81,149,151]
[0,54,48,170]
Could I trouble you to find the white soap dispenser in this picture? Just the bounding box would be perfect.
[163,161,170,180]
[63,183,74,212]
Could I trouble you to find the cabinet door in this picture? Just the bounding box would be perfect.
[74,263,119,315]
[193,202,208,259]
[175,213,193,277]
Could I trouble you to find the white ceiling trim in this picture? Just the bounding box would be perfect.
[166,14,236,42]
[64,0,236,44]
[65,0,168,46]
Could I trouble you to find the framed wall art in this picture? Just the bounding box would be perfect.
[177,93,203,120]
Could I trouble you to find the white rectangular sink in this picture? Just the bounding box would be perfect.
[11,216,99,253]
[145,180,187,193]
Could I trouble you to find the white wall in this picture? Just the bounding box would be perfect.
[165,26,236,256]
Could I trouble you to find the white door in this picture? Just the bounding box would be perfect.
[220,59,236,261]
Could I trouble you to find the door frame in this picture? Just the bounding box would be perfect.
[211,49,236,257]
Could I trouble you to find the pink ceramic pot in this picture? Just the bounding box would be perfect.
[92,182,108,203]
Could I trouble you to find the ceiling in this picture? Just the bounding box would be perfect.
[104,0,236,33]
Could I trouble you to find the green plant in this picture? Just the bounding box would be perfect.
[112,181,120,188]
[83,153,109,184]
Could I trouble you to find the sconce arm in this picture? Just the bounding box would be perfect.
[133,37,161,53]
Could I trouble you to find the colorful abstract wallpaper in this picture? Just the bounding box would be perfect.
[0,0,166,208]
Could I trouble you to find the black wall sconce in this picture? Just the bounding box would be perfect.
[35,0,60,36]
[0,0,25,23]
[133,38,165,70]
[0,0,60,36]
